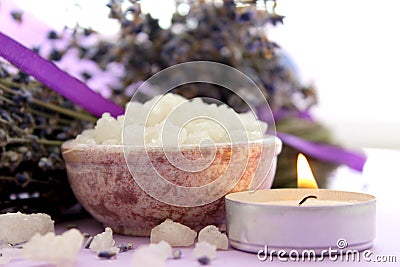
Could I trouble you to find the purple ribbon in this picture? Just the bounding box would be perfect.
[259,107,367,171]
[0,31,124,117]
[277,132,366,171]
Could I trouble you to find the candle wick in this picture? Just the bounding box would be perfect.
[298,195,318,206]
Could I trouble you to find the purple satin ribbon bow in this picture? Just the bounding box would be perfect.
[0,31,124,117]
[0,31,366,171]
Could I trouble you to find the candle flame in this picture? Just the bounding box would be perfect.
[297,153,318,189]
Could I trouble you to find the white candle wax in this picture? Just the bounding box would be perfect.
[267,199,349,206]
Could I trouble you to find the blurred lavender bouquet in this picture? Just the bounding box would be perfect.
[61,0,337,187]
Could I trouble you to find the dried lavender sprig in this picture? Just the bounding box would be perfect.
[0,60,93,219]
[0,80,97,122]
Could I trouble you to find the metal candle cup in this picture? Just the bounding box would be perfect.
[225,188,376,254]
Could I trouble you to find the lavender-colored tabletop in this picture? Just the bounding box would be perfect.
[5,148,400,266]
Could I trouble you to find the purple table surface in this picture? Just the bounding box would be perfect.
[5,148,400,266]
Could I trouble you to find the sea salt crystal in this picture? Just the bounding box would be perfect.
[0,212,54,244]
[21,228,84,267]
[75,135,96,144]
[93,113,123,144]
[75,93,267,145]
[148,240,172,260]
[89,227,117,253]
[131,241,172,267]
[75,129,96,144]
[150,219,197,247]
[193,241,217,260]
[144,93,187,127]
[198,225,229,250]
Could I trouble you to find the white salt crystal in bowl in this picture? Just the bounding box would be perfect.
[62,94,282,236]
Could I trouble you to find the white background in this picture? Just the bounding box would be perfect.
[269,0,400,149]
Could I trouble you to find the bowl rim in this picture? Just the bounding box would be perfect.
[62,135,282,151]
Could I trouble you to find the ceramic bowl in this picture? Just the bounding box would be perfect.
[62,136,281,236]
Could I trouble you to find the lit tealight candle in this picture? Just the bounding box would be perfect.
[225,154,376,255]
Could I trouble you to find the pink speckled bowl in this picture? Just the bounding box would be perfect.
[62,136,281,236]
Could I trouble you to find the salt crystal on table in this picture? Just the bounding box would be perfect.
[149,240,172,260]
[198,225,229,250]
[0,212,54,244]
[21,228,83,267]
[193,241,217,260]
[131,240,172,267]
[150,219,197,247]
[89,227,118,253]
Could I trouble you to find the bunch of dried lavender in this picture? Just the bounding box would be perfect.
[61,0,336,186]
[0,60,94,218]
[65,1,295,107]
